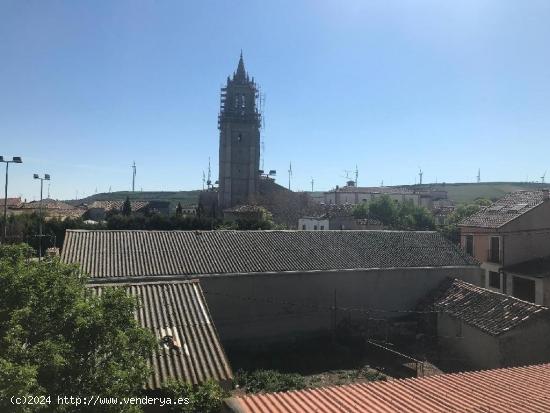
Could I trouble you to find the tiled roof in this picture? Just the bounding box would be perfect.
[226,363,550,413]
[61,230,477,279]
[5,197,22,207]
[459,191,546,228]
[430,278,549,336]
[502,256,550,278]
[88,200,150,211]
[21,199,76,210]
[89,280,232,389]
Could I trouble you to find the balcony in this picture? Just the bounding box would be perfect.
[487,249,502,264]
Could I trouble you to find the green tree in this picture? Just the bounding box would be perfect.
[352,202,369,219]
[368,195,399,227]
[122,196,132,216]
[175,202,183,217]
[0,244,156,412]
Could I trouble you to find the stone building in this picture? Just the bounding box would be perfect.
[218,53,261,209]
[427,278,550,370]
[459,190,550,302]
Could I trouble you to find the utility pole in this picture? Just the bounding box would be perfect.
[355,165,359,187]
[132,161,136,192]
[311,177,314,192]
[33,173,50,260]
[1,156,23,244]
[418,168,423,185]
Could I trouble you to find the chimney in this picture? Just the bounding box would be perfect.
[543,189,549,201]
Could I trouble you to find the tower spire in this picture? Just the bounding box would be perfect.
[234,51,246,82]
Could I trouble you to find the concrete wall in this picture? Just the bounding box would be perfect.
[499,317,550,367]
[437,314,501,370]
[199,266,483,344]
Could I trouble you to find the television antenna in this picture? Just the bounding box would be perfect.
[202,171,206,190]
[207,157,212,188]
[542,170,547,184]
[310,177,314,192]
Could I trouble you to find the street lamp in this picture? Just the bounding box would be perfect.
[34,173,50,259]
[1,156,23,243]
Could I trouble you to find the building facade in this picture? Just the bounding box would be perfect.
[459,190,550,303]
[218,53,261,209]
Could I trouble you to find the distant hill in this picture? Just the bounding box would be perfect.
[427,182,550,204]
[66,190,201,211]
[64,182,550,213]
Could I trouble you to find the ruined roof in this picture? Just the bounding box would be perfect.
[226,363,550,413]
[431,278,548,336]
[89,280,232,389]
[502,256,550,278]
[61,230,477,279]
[459,191,547,228]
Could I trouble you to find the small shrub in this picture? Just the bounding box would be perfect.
[236,369,306,393]
[161,379,227,413]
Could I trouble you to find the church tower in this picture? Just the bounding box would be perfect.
[218,52,261,209]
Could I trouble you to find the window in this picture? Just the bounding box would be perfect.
[320,225,324,230]
[465,235,473,255]
[513,276,536,303]
[302,225,306,230]
[488,271,500,289]
[313,225,317,230]
[489,236,500,263]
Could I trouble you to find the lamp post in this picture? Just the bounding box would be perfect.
[1,156,23,244]
[33,173,50,260]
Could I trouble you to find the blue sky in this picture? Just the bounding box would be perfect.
[1,0,550,200]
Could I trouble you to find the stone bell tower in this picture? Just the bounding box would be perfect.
[218,52,261,209]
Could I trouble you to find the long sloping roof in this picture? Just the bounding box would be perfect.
[61,230,477,279]
[431,278,548,336]
[459,191,546,228]
[89,280,232,389]
[226,363,550,413]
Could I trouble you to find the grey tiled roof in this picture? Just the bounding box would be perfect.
[459,191,546,228]
[89,200,150,211]
[432,279,549,336]
[89,280,232,389]
[61,230,477,279]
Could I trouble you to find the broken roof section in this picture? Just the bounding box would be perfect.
[89,279,233,390]
[429,278,549,336]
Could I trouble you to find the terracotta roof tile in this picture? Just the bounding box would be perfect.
[227,363,550,413]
